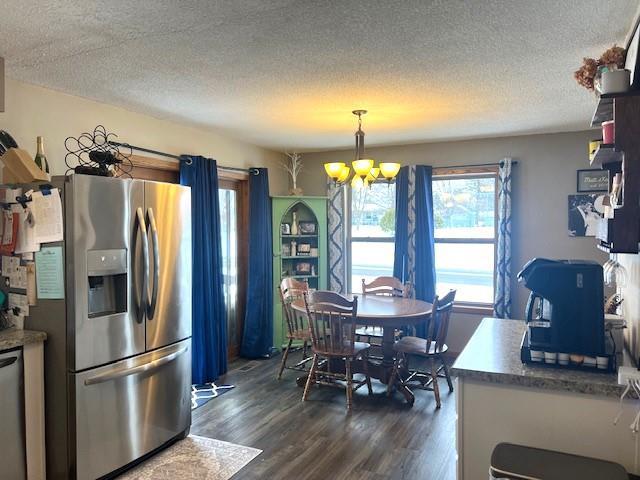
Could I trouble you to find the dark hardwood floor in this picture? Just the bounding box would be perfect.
[192,351,457,480]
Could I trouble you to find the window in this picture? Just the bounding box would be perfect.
[350,182,396,291]
[347,171,497,305]
[433,173,497,305]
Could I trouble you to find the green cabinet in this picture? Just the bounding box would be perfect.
[272,196,328,350]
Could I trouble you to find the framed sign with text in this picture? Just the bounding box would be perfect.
[577,169,609,193]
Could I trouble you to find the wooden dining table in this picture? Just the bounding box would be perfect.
[291,294,433,405]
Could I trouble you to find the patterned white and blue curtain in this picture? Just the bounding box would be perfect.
[393,165,436,338]
[327,181,348,293]
[494,157,513,318]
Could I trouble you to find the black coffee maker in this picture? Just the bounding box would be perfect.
[517,258,605,356]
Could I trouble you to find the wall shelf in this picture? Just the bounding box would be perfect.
[589,94,640,254]
[590,144,622,167]
[591,91,640,127]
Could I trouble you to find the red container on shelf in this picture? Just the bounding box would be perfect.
[602,120,615,144]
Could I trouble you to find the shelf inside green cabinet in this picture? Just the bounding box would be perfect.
[281,256,319,260]
[281,234,318,238]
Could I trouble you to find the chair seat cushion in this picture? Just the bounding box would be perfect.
[393,336,448,356]
[355,326,384,337]
[315,341,371,357]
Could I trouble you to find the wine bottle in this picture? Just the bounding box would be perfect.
[34,136,50,174]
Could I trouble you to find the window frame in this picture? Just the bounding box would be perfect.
[432,166,499,309]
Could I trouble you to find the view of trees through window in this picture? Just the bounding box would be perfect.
[350,183,395,290]
[349,174,497,304]
[433,175,496,303]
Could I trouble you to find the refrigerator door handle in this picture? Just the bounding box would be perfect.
[0,356,17,369]
[146,207,160,320]
[135,207,150,324]
[83,345,188,386]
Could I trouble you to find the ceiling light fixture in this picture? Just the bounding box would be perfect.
[324,110,400,189]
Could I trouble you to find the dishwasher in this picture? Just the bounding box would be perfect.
[0,347,26,480]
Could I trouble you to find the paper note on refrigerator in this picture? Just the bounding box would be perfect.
[26,262,36,305]
[8,292,29,317]
[2,210,14,245]
[14,208,40,254]
[35,246,64,299]
[31,189,64,243]
[10,265,27,290]
[1,256,11,276]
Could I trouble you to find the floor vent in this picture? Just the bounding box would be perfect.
[236,361,260,373]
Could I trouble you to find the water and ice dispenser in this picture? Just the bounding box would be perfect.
[87,249,127,318]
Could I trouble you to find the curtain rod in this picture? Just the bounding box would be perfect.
[108,141,256,174]
[434,160,518,169]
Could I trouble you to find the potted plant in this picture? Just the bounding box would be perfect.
[574,45,629,95]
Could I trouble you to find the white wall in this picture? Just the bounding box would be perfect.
[0,78,288,194]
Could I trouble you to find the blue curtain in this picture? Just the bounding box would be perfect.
[180,155,227,384]
[393,165,436,338]
[241,168,274,358]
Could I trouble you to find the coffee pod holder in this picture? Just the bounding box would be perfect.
[520,331,616,373]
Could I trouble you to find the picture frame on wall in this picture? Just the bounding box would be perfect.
[568,194,606,237]
[577,169,609,193]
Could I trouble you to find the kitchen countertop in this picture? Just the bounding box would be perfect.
[451,317,626,398]
[0,328,47,351]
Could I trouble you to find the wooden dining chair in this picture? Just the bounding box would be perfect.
[356,276,411,344]
[302,291,373,411]
[386,290,456,408]
[276,277,313,380]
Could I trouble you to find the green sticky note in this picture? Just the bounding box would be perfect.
[35,246,65,299]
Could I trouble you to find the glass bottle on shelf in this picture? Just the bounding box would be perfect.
[34,136,50,174]
[291,211,298,235]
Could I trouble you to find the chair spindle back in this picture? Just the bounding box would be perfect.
[304,291,358,355]
[362,276,410,298]
[280,277,309,335]
[426,290,456,353]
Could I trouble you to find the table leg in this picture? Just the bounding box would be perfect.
[381,327,415,406]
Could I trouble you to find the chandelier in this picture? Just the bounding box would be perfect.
[324,110,400,189]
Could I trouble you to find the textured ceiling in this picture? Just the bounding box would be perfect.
[1,1,638,151]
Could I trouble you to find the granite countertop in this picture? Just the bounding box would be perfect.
[0,328,47,351]
[451,317,626,398]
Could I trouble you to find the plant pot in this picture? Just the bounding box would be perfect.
[601,69,630,94]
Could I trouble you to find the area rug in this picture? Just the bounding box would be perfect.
[117,435,261,480]
[191,382,235,410]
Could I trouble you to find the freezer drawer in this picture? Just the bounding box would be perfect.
[0,348,26,480]
[72,339,191,480]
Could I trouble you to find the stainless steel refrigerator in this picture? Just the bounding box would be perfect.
[24,174,192,479]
